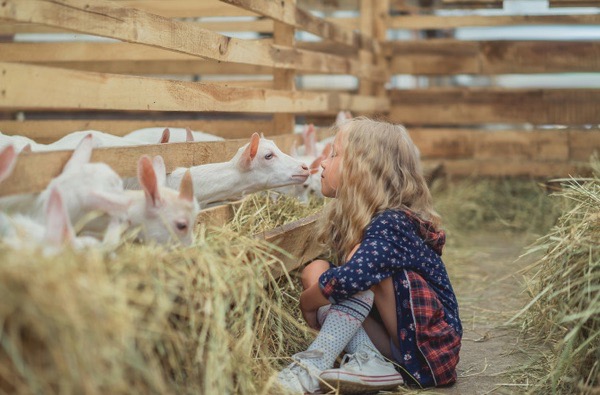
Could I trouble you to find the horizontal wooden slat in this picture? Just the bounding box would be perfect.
[221,0,380,53]
[0,63,389,114]
[386,40,600,75]
[390,0,502,10]
[0,0,386,81]
[112,0,256,17]
[0,120,275,143]
[0,133,298,196]
[260,212,325,278]
[410,128,571,161]
[0,42,368,76]
[389,88,600,125]
[425,159,589,178]
[550,0,600,7]
[569,130,600,162]
[388,14,600,30]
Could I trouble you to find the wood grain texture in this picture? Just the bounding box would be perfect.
[0,0,386,80]
[221,0,379,53]
[388,14,600,30]
[389,88,600,125]
[386,40,600,75]
[0,63,389,113]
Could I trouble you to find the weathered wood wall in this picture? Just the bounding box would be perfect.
[0,0,599,270]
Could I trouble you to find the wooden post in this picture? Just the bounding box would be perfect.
[359,0,389,109]
[272,1,296,135]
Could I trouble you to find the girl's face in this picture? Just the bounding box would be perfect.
[320,133,343,198]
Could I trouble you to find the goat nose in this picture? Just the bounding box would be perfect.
[301,164,309,171]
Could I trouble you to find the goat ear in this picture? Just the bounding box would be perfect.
[185,128,194,142]
[44,187,74,246]
[138,155,162,208]
[159,128,170,144]
[309,156,324,170]
[63,134,93,173]
[179,169,194,202]
[152,155,167,186]
[290,141,299,158]
[21,144,32,153]
[87,190,132,215]
[310,168,320,175]
[0,144,17,183]
[239,132,260,170]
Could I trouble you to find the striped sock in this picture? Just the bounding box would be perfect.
[302,290,374,371]
[317,303,378,354]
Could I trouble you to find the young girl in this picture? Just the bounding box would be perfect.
[276,118,462,394]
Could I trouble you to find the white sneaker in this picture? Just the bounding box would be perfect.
[276,350,324,394]
[319,345,404,394]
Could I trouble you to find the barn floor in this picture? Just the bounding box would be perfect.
[427,231,544,395]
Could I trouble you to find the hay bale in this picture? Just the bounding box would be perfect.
[518,163,599,394]
[0,226,314,394]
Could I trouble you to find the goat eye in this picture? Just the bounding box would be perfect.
[264,153,274,160]
[176,221,188,231]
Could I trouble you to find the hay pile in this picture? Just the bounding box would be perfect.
[517,162,600,394]
[0,225,314,394]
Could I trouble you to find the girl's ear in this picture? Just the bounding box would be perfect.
[138,155,162,208]
[159,128,170,144]
[0,144,17,183]
[63,134,93,173]
[239,132,260,170]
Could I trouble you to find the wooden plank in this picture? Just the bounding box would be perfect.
[221,0,380,53]
[0,134,298,196]
[428,159,590,178]
[112,0,256,17]
[390,0,502,10]
[0,63,390,114]
[388,14,600,30]
[259,212,325,278]
[272,13,297,135]
[0,0,387,81]
[0,19,275,35]
[569,130,600,161]
[0,120,274,143]
[386,40,600,75]
[409,128,571,161]
[389,88,600,125]
[550,0,600,7]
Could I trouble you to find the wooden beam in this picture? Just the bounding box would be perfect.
[0,134,298,196]
[569,130,600,162]
[221,0,380,53]
[409,128,571,161]
[0,120,275,143]
[550,0,600,7]
[272,10,297,135]
[390,0,502,10]
[426,159,589,178]
[260,212,325,278]
[388,14,600,30]
[386,40,600,75]
[111,0,257,17]
[389,88,600,125]
[0,63,390,114]
[0,0,386,81]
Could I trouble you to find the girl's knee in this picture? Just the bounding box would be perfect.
[301,259,331,289]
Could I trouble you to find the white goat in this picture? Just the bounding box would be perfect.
[34,130,151,151]
[166,132,310,207]
[35,134,132,229]
[0,132,38,153]
[1,187,107,255]
[124,127,224,143]
[120,155,199,246]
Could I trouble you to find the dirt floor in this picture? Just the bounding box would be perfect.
[400,231,544,395]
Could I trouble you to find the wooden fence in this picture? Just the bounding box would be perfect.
[0,0,599,270]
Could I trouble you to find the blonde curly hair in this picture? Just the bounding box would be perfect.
[317,117,440,262]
